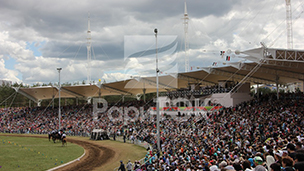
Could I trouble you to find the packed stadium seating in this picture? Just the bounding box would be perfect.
[1,92,304,171]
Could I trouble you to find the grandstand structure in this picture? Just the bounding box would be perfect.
[15,47,304,107]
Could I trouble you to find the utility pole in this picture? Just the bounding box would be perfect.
[87,13,92,83]
[183,1,189,72]
[154,28,160,153]
[57,68,62,131]
[285,0,293,49]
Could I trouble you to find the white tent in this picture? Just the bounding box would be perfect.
[15,47,304,105]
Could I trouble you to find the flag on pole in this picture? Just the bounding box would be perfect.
[220,51,225,58]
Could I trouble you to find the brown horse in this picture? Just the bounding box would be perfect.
[62,137,67,147]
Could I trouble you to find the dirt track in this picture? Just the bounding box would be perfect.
[57,139,115,171]
[2,135,115,171]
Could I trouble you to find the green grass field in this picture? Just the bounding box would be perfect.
[0,134,148,171]
[96,139,149,171]
[0,135,84,171]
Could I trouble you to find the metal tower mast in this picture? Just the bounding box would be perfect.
[285,0,293,49]
[183,1,189,72]
[87,13,92,84]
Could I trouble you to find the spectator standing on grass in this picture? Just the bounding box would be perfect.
[126,160,132,171]
[118,160,126,171]
[133,161,140,170]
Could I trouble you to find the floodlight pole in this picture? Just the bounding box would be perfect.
[57,68,62,131]
[154,28,160,153]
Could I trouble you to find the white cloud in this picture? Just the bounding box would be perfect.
[0,0,302,85]
[102,72,132,83]
[0,31,35,61]
[0,58,20,83]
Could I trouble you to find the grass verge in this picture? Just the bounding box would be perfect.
[0,134,84,171]
[93,139,148,171]
[0,134,148,171]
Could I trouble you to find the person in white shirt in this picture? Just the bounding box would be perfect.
[126,160,132,171]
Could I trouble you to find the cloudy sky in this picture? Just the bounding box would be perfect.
[0,0,303,85]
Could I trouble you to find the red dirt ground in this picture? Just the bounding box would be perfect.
[56,138,115,171]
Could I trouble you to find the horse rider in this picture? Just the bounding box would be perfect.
[51,130,56,136]
[58,130,62,137]
[61,132,66,139]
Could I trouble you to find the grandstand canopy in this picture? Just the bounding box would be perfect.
[16,47,304,103]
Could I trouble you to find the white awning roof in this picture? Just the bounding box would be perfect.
[16,47,304,102]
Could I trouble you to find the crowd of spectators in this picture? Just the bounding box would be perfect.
[117,92,304,171]
[0,99,153,136]
[166,82,239,98]
[0,104,94,135]
[1,92,304,171]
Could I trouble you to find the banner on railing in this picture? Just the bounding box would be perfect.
[149,106,223,111]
